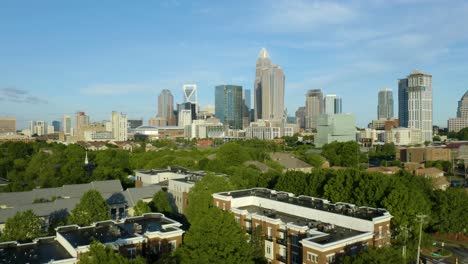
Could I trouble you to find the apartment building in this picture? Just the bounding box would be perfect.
[213,188,392,264]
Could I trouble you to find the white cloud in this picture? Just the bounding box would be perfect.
[261,0,357,32]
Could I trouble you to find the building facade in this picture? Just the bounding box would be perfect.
[75,112,90,141]
[213,188,392,264]
[111,111,128,141]
[215,85,244,129]
[448,91,468,132]
[398,71,433,142]
[157,89,176,126]
[0,117,16,134]
[378,88,394,119]
[385,127,423,146]
[315,114,356,148]
[295,107,306,129]
[62,115,72,135]
[254,48,285,121]
[305,89,323,130]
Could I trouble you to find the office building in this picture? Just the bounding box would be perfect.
[183,84,198,110]
[305,89,324,130]
[254,48,285,121]
[157,89,176,126]
[111,111,128,141]
[51,120,61,133]
[315,114,356,148]
[0,117,16,134]
[244,89,251,110]
[127,119,143,129]
[29,121,48,136]
[385,127,423,146]
[448,91,468,132]
[295,107,306,129]
[187,119,225,139]
[74,112,90,141]
[62,115,72,135]
[398,70,433,142]
[213,188,392,264]
[215,85,244,129]
[377,88,394,119]
[324,95,342,115]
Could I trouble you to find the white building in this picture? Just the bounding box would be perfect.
[62,115,72,135]
[187,119,224,139]
[111,111,128,141]
[29,121,48,136]
[315,114,356,148]
[385,127,423,146]
[84,130,115,141]
[178,109,192,128]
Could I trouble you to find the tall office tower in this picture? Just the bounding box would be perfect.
[324,95,337,115]
[52,120,61,133]
[378,88,394,119]
[63,115,72,135]
[0,117,16,133]
[254,48,285,121]
[305,89,324,130]
[398,70,433,142]
[244,89,251,110]
[127,119,143,129]
[178,110,192,127]
[75,112,90,141]
[183,84,198,111]
[295,106,306,129]
[448,91,468,132]
[111,111,128,141]
[158,89,176,126]
[215,85,243,129]
[334,97,342,114]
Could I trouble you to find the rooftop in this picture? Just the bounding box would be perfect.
[218,188,388,221]
[0,237,73,264]
[270,152,313,169]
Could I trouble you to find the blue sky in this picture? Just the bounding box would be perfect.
[0,0,467,129]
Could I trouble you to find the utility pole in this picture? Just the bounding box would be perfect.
[416,214,428,264]
[399,224,410,262]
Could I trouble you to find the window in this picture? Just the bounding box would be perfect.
[326,253,335,264]
[307,252,318,263]
[379,226,383,239]
[291,234,299,246]
[292,252,299,264]
[267,226,272,237]
[127,247,137,259]
[235,216,240,223]
[169,240,177,251]
[216,201,219,207]
[264,240,274,259]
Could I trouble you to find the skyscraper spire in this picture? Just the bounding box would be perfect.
[258,48,270,59]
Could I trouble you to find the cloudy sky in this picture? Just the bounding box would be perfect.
[0,0,467,129]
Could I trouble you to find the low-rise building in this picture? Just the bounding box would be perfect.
[398,147,451,163]
[315,114,356,148]
[213,188,392,264]
[385,127,423,146]
[134,166,191,187]
[270,152,314,173]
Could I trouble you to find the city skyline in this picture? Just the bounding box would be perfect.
[1,1,467,129]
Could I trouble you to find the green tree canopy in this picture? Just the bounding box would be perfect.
[79,241,145,264]
[1,210,42,242]
[68,189,110,226]
[151,190,173,215]
[132,200,151,216]
[321,141,364,167]
[431,188,468,234]
[178,208,254,264]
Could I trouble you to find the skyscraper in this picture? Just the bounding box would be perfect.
[254,48,285,121]
[63,115,72,135]
[448,91,468,132]
[335,97,342,114]
[378,88,394,119]
[183,84,197,104]
[215,85,243,129]
[158,89,176,126]
[0,118,16,134]
[52,120,61,133]
[305,89,324,130]
[111,111,128,141]
[398,70,433,142]
[295,107,306,129]
[75,112,90,141]
[324,94,342,115]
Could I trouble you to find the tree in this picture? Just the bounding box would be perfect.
[132,200,151,216]
[178,208,254,264]
[152,190,173,215]
[68,190,110,226]
[185,173,234,222]
[2,210,42,242]
[431,189,468,234]
[79,241,145,264]
[342,246,404,264]
[251,225,267,264]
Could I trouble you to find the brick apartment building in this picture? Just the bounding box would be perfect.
[213,188,392,264]
[398,147,451,163]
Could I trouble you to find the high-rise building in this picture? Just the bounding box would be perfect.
[244,89,251,110]
[324,94,342,115]
[215,85,243,129]
[157,89,176,126]
[295,107,306,129]
[315,114,356,148]
[74,112,90,141]
[52,120,61,133]
[127,119,143,129]
[183,84,197,106]
[29,121,48,136]
[62,115,72,135]
[111,111,128,141]
[398,70,433,142]
[254,48,285,121]
[305,89,324,130]
[0,118,16,134]
[378,88,394,119]
[448,91,468,132]
[178,110,192,128]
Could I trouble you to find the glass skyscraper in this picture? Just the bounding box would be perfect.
[215,85,243,129]
[378,88,394,119]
